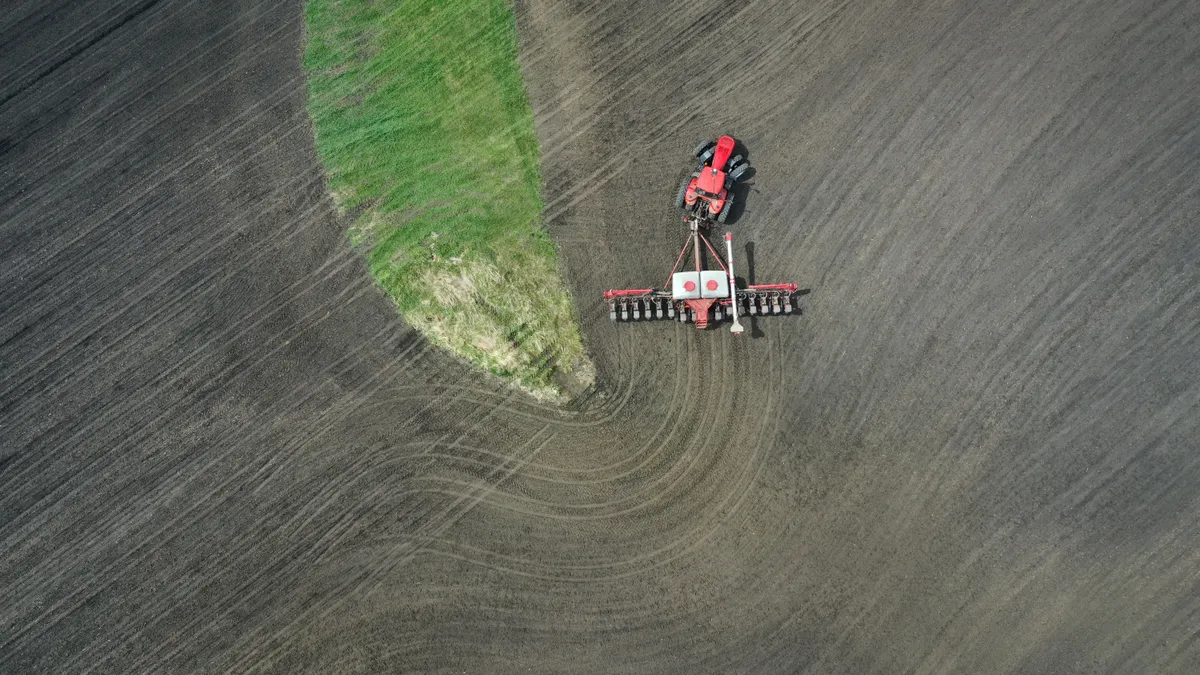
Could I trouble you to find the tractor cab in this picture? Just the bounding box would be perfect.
[676,135,749,224]
[694,166,727,196]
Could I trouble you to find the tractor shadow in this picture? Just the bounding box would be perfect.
[737,241,810,339]
[725,138,758,225]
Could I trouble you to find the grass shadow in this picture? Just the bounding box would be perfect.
[725,138,757,224]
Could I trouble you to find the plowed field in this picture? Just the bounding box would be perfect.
[2,0,1198,672]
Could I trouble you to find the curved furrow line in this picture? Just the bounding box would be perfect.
[303,426,560,571]
[407,328,782,580]
[214,430,560,675]
[342,350,704,490]
[237,337,443,499]
[101,423,556,675]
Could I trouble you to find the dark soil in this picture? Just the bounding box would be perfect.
[2,0,1198,672]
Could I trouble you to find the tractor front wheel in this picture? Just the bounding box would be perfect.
[675,177,690,209]
[693,140,716,157]
[729,162,751,182]
[726,154,744,171]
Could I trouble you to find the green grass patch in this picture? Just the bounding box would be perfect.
[303,0,592,400]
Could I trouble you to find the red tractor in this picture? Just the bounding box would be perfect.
[605,137,798,333]
[675,135,751,223]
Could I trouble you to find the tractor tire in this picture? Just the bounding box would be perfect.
[698,148,716,167]
[675,177,690,209]
[693,140,716,157]
[726,154,743,171]
[729,162,751,182]
[717,198,733,223]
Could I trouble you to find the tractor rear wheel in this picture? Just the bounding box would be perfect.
[693,140,716,157]
[717,198,733,223]
[674,177,690,209]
